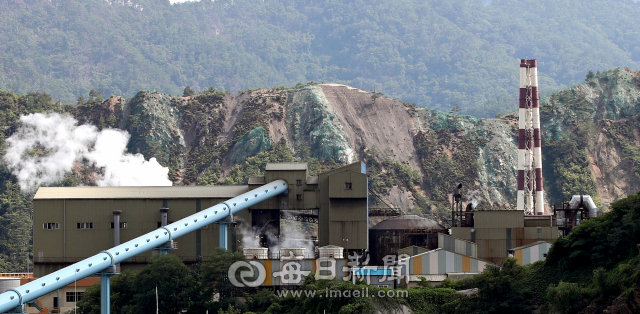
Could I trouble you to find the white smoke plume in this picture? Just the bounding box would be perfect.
[4,113,172,193]
[278,211,315,255]
[465,190,483,209]
[238,222,260,248]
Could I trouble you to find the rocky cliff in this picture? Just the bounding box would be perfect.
[69,69,640,221]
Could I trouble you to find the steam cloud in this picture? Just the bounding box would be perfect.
[278,211,315,255]
[239,222,260,248]
[4,113,172,193]
[466,190,482,209]
[239,212,316,258]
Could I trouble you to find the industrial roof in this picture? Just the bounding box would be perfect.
[306,176,318,184]
[399,248,495,265]
[248,177,266,185]
[370,215,445,230]
[508,241,551,252]
[33,185,250,200]
[265,163,307,171]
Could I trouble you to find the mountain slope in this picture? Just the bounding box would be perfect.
[1,68,640,272]
[61,69,639,218]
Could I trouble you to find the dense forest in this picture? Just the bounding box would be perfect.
[2,0,640,116]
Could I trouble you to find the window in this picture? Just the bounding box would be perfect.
[110,222,127,229]
[156,221,174,228]
[345,182,352,190]
[77,222,93,229]
[43,223,59,230]
[296,194,303,201]
[296,179,302,186]
[66,292,84,302]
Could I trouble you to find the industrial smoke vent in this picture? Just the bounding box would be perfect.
[370,215,445,230]
[319,245,344,259]
[243,248,268,260]
[569,195,598,218]
[280,247,306,260]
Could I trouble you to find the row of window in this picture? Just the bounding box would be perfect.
[66,291,84,302]
[43,183,355,229]
[45,221,209,230]
[288,180,354,189]
[293,183,353,201]
[44,222,128,229]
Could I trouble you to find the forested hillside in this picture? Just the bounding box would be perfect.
[2,0,640,116]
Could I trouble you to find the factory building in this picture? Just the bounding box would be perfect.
[508,241,552,266]
[451,210,558,265]
[369,215,446,266]
[32,162,369,278]
[398,248,494,287]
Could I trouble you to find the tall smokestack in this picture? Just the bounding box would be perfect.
[518,59,544,215]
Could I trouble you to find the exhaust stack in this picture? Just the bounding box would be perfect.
[517,59,544,215]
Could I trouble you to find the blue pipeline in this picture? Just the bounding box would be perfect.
[0,180,288,312]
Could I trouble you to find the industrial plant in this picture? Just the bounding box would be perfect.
[0,60,602,313]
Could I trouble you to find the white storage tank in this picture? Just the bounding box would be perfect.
[280,247,306,260]
[319,245,344,259]
[243,248,268,259]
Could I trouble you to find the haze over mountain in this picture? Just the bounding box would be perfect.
[2,0,640,117]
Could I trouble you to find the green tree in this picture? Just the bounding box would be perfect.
[547,281,593,314]
[131,254,197,314]
[586,70,595,80]
[466,258,534,313]
[370,88,384,103]
[200,248,246,302]
[450,101,461,113]
[77,270,136,314]
[183,86,195,97]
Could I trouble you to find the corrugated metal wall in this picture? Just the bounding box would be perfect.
[398,246,431,257]
[438,233,477,258]
[474,211,524,228]
[403,249,493,275]
[513,242,551,266]
[451,211,559,266]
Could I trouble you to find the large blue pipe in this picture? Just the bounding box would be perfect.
[0,180,288,312]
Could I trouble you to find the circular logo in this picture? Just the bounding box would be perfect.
[228,261,266,287]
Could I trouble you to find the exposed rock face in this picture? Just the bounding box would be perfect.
[94,69,640,214]
[285,85,355,163]
[230,127,272,165]
[123,91,186,169]
[318,84,419,168]
[541,69,640,208]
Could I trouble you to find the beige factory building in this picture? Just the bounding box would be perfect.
[451,210,559,265]
[33,162,369,277]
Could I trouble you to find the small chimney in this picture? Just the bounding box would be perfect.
[160,207,169,227]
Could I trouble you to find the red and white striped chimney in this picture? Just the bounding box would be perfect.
[518,59,544,215]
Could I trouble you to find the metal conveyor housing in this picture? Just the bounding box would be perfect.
[0,179,289,313]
